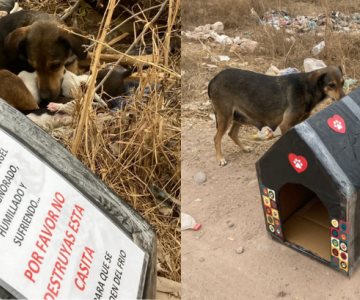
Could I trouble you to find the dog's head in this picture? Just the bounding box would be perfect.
[5,21,89,101]
[311,66,345,101]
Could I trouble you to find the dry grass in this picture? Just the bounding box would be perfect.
[20,0,181,282]
[183,0,360,84]
[182,0,360,28]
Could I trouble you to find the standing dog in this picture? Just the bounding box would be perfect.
[208,66,345,166]
[0,10,89,103]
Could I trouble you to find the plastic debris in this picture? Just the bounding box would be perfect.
[252,127,274,140]
[253,127,282,140]
[181,213,202,231]
[344,78,358,93]
[265,65,280,76]
[279,67,300,75]
[265,65,299,76]
[303,58,327,72]
[218,55,230,62]
[311,41,325,55]
[261,10,360,33]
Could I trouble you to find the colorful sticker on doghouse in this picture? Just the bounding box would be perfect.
[331,219,339,228]
[260,185,283,238]
[268,188,275,200]
[327,114,346,134]
[263,196,271,207]
[339,220,349,233]
[330,219,349,272]
[288,153,308,173]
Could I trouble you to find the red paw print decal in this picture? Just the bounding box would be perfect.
[288,154,308,173]
[327,115,346,134]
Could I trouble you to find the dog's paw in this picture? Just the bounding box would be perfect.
[242,146,253,153]
[47,102,60,112]
[218,158,228,166]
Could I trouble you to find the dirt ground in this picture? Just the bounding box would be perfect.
[181,1,360,299]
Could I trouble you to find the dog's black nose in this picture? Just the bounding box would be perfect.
[39,90,52,101]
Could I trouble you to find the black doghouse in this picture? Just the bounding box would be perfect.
[256,87,360,275]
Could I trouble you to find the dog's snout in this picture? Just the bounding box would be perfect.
[39,89,52,101]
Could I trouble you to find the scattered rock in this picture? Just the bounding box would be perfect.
[182,22,258,49]
[194,171,207,184]
[277,291,287,298]
[235,246,245,254]
[228,223,235,228]
[239,38,259,53]
[199,257,205,262]
[211,21,224,33]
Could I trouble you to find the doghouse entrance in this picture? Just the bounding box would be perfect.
[279,183,330,261]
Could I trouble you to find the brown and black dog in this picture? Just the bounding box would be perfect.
[208,66,345,166]
[0,10,89,103]
[0,69,39,110]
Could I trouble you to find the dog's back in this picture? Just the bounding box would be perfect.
[208,68,293,128]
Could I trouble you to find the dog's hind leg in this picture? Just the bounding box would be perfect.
[228,122,252,152]
[214,112,231,166]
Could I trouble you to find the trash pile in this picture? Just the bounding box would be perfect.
[261,10,360,33]
[182,21,259,52]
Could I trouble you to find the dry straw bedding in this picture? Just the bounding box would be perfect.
[20,0,181,282]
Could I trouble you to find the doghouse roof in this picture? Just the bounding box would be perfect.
[256,87,360,221]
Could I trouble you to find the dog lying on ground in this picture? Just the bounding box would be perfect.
[22,67,137,131]
[0,69,38,110]
[96,65,140,109]
[208,66,345,166]
[18,70,90,104]
[0,10,89,103]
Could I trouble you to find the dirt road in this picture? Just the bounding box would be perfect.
[181,37,360,299]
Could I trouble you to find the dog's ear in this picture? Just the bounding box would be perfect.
[4,26,29,60]
[58,28,89,60]
[309,69,327,87]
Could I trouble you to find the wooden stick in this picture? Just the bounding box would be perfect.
[108,32,129,46]
[90,53,157,64]
[61,0,81,21]
[71,0,117,155]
